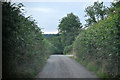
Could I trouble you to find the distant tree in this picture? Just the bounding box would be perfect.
[58,13,82,48]
[85,1,108,26]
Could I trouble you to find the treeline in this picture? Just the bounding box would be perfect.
[44,34,59,38]
[55,1,119,78]
[2,2,56,78]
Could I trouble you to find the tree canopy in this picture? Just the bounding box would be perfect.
[85,1,108,26]
[58,13,82,47]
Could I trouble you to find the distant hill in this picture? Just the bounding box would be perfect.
[44,34,60,38]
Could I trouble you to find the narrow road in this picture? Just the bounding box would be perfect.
[36,55,98,78]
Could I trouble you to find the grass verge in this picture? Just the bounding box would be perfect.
[70,57,110,78]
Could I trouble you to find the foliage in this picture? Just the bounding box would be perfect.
[44,34,58,38]
[85,1,108,26]
[58,13,82,50]
[63,45,72,54]
[46,34,64,54]
[73,3,119,77]
[2,2,55,78]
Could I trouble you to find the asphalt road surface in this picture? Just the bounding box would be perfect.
[36,55,98,78]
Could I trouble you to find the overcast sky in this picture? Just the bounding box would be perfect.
[11,0,113,34]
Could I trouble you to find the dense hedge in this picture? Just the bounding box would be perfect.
[46,35,64,54]
[73,13,119,77]
[2,2,55,78]
[63,45,72,54]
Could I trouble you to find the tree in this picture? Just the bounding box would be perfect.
[2,2,55,78]
[85,1,108,26]
[58,13,82,48]
[46,34,64,54]
[73,1,120,78]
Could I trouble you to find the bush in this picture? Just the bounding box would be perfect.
[63,45,72,54]
[2,2,55,78]
[46,35,64,54]
[73,13,119,78]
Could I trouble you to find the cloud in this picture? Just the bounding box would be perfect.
[11,0,114,2]
[26,7,54,13]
